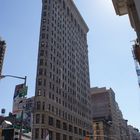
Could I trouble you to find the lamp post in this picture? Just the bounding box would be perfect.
[0,75,27,85]
[0,74,27,140]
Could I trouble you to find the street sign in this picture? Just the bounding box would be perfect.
[13,84,28,99]
[18,86,28,97]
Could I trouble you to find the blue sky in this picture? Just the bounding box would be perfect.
[0,0,140,130]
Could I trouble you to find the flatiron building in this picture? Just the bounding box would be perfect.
[32,0,92,139]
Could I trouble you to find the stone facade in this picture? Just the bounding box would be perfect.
[93,117,110,140]
[32,0,92,140]
[90,87,136,140]
[128,125,140,140]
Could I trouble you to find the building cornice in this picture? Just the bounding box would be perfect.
[112,0,128,15]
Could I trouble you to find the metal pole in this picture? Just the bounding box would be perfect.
[19,110,23,140]
[24,76,27,86]
[0,75,25,79]
[0,75,26,83]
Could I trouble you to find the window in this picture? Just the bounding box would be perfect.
[63,122,67,130]
[52,106,54,112]
[41,128,45,139]
[83,130,86,137]
[52,94,54,100]
[67,7,69,16]
[39,68,43,75]
[41,41,45,47]
[71,13,73,22]
[63,134,67,140]
[49,130,53,140]
[43,11,46,16]
[42,114,45,123]
[49,92,51,99]
[79,128,82,136]
[40,50,44,56]
[69,124,73,132]
[96,123,99,130]
[49,82,52,89]
[36,114,40,124]
[44,79,46,86]
[50,62,52,69]
[56,108,58,115]
[74,127,77,134]
[63,1,65,9]
[69,136,73,140]
[37,101,41,110]
[56,120,61,128]
[42,102,45,110]
[39,59,44,65]
[43,89,46,96]
[49,104,51,111]
[38,79,42,86]
[42,33,45,39]
[48,116,54,125]
[59,109,61,117]
[37,89,41,96]
[44,69,47,76]
[56,133,60,140]
[35,128,39,139]
[56,97,58,102]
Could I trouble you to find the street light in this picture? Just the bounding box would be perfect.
[0,75,27,85]
[0,74,27,140]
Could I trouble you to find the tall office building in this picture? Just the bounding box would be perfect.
[32,0,92,140]
[0,38,6,76]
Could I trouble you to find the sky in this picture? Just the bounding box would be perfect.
[0,0,140,130]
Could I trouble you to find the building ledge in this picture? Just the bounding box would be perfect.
[112,0,128,16]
